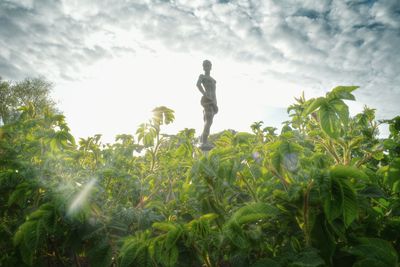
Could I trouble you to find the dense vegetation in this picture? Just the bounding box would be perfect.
[1,78,399,267]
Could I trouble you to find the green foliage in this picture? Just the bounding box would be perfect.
[224,203,279,249]
[346,238,399,267]
[385,158,400,192]
[118,232,153,267]
[1,82,399,267]
[327,86,358,101]
[319,166,363,227]
[13,203,57,265]
[0,77,56,124]
[329,165,368,180]
[288,248,325,267]
[303,86,358,138]
[152,106,175,126]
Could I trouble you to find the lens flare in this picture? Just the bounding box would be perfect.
[283,153,298,172]
[67,178,97,216]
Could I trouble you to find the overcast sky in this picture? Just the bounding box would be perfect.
[1,0,399,142]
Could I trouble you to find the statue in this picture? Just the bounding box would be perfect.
[196,60,218,151]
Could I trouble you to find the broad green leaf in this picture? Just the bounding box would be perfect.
[388,116,400,136]
[236,213,270,225]
[303,97,325,116]
[152,106,175,126]
[152,222,178,232]
[310,214,336,265]
[359,185,386,198]
[225,203,279,248]
[281,124,293,133]
[349,136,364,149]
[372,151,384,160]
[271,151,283,172]
[136,123,156,147]
[279,140,303,155]
[330,165,369,180]
[12,204,57,265]
[230,203,278,222]
[341,179,357,227]
[386,158,400,192]
[323,177,343,222]
[330,99,349,126]
[327,86,359,101]
[318,102,341,138]
[234,132,255,145]
[289,248,325,267]
[323,175,358,227]
[347,238,399,267]
[383,139,398,150]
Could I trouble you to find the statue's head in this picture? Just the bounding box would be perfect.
[203,60,212,72]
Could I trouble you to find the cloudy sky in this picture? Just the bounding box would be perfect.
[1,0,399,142]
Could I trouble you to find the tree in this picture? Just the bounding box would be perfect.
[0,77,56,125]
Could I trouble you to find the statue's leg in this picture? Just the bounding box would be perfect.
[201,109,214,144]
[201,110,206,143]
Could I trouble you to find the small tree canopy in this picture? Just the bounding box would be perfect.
[0,77,56,124]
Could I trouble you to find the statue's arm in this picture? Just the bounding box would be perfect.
[196,75,205,96]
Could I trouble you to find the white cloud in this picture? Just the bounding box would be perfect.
[0,0,399,141]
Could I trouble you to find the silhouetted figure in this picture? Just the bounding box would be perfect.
[196,60,218,150]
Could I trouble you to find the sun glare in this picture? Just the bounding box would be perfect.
[67,178,97,216]
[54,49,309,143]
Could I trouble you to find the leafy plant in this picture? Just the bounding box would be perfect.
[1,81,399,267]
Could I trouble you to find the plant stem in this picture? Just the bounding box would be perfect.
[238,172,258,202]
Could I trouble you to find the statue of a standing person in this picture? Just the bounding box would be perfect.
[196,60,218,150]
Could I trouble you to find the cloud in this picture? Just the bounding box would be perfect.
[0,0,399,123]
[0,0,112,81]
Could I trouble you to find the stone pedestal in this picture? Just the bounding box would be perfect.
[200,142,214,152]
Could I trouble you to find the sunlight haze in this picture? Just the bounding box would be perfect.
[54,50,302,143]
